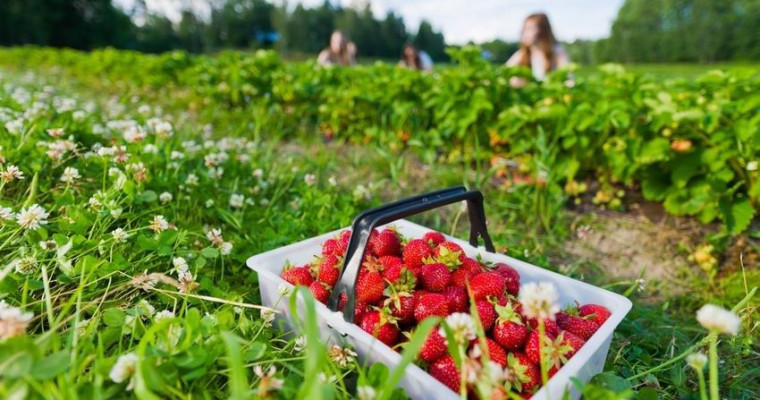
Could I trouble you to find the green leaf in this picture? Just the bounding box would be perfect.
[636,138,670,164]
[30,351,70,380]
[103,308,125,327]
[589,372,632,393]
[201,247,219,258]
[221,332,250,400]
[719,196,756,235]
[138,190,157,203]
[244,342,267,362]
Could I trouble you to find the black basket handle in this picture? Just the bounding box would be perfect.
[327,186,494,322]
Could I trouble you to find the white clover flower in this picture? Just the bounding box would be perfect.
[159,192,173,204]
[47,128,65,138]
[260,198,270,206]
[111,228,130,243]
[60,167,81,183]
[229,194,245,209]
[154,310,175,322]
[16,204,49,231]
[747,161,758,171]
[518,282,560,321]
[72,110,86,121]
[0,302,34,340]
[149,215,169,233]
[185,174,198,186]
[4,118,23,134]
[353,184,371,200]
[39,240,57,251]
[110,208,123,219]
[143,144,158,154]
[12,256,38,275]
[220,242,233,255]
[253,366,283,397]
[172,257,189,274]
[170,151,184,160]
[0,206,15,221]
[135,300,156,318]
[0,165,24,183]
[696,304,741,335]
[98,146,116,157]
[154,121,173,137]
[293,336,306,353]
[686,352,708,371]
[278,283,292,296]
[204,199,215,208]
[328,176,337,186]
[206,229,224,246]
[109,352,138,390]
[252,168,264,179]
[441,313,477,345]
[304,174,316,186]
[208,167,224,180]
[357,385,376,400]
[261,308,276,327]
[328,345,357,367]
[138,104,151,115]
[317,372,337,383]
[123,125,146,143]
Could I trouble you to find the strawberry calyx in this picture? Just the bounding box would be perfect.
[505,353,530,393]
[494,300,523,325]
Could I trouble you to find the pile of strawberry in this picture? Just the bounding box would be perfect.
[280,228,612,398]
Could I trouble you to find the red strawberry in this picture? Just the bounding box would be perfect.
[359,311,399,347]
[321,238,339,256]
[378,255,403,271]
[414,293,449,322]
[281,266,314,286]
[492,263,520,296]
[492,302,528,351]
[578,304,611,326]
[556,311,599,340]
[356,271,385,304]
[558,330,585,359]
[506,352,541,394]
[336,230,351,255]
[442,286,468,313]
[370,229,401,257]
[450,258,481,288]
[422,231,446,247]
[474,338,508,368]
[525,316,560,336]
[420,263,451,292]
[419,327,448,362]
[461,257,483,274]
[429,355,460,393]
[337,293,370,321]
[317,254,341,286]
[308,281,330,304]
[433,242,465,267]
[469,272,506,301]
[475,300,496,331]
[524,329,556,365]
[386,294,415,324]
[403,239,432,269]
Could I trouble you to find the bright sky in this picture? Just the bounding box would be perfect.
[114,0,626,44]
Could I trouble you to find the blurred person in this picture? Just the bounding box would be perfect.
[506,13,570,86]
[398,43,433,71]
[318,31,357,66]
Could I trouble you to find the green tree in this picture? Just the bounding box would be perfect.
[414,20,447,61]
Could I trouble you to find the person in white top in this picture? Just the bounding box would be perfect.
[506,13,570,86]
[399,43,433,71]
[318,30,357,67]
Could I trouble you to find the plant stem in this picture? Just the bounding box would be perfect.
[538,319,549,385]
[708,333,719,400]
[697,367,708,400]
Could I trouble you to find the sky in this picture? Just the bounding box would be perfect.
[114,0,626,44]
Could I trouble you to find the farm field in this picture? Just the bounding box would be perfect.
[0,47,758,399]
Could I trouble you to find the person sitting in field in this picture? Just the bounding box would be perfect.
[318,30,357,67]
[398,43,433,71]
[506,13,570,86]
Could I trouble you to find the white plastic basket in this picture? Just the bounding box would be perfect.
[246,189,632,400]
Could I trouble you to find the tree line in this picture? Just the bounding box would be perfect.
[1,0,758,63]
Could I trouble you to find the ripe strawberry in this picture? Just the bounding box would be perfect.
[450,257,481,288]
[420,262,451,292]
[419,327,447,362]
[475,300,496,331]
[429,355,460,393]
[433,242,465,267]
[370,229,401,257]
[385,294,415,324]
[492,262,520,296]
[505,352,541,394]
[461,257,483,274]
[492,302,527,351]
[578,304,611,326]
[469,272,506,301]
[336,230,351,255]
[281,265,314,286]
[556,311,599,340]
[442,286,468,313]
[403,239,432,269]
[317,254,342,286]
[378,255,403,271]
[558,330,585,358]
[356,271,385,304]
[524,329,556,365]
[359,310,399,347]
[414,293,449,322]
[339,293,372,322]
[321,238,340,256]
[308,281,331,304]
[524,316,559,336]
[473,338,508,368]
[422,231,446,247]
